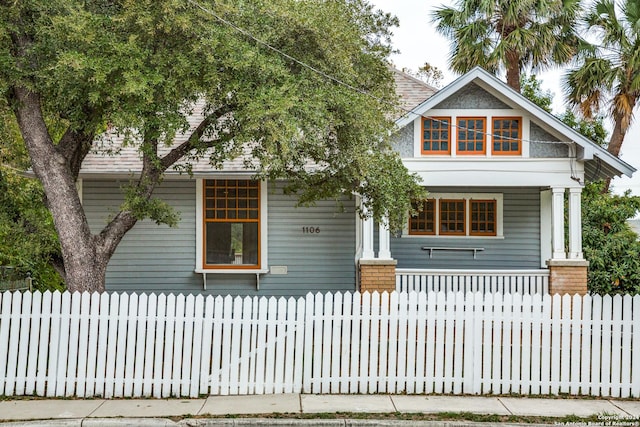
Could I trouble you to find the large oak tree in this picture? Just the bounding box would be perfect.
[0,0,422,292]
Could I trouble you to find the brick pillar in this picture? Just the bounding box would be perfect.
[546,259,589,295]
[359,259,397,293]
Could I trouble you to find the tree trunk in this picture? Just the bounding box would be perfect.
[601,117,627,193]
[11,87,110,292]
[505,53,521,93]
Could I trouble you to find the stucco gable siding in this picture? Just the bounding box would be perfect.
[391,121,414,158]
[529,122,569,158]
[432,83,511,110]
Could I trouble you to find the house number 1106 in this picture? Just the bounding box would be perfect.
[302,226,320,234]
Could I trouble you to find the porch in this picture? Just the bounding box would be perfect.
[358,186,588,296]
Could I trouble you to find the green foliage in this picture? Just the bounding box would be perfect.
[0,169,64,291]
[121,181,180,226]
[558,110,607,147]
[432,0,581,89]
[563,0,640,158]
[521,73,640,295]
[0,102,64,291]
[520,74,554,113]
[0,0,421,263]
[581,182,640,295]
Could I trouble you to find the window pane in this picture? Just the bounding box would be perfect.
[409,199,435,235]
[203,179,261,268]
[470,200,497,236]
[205,222,258,265]
[492,118,521,154]
[422,118,450,154]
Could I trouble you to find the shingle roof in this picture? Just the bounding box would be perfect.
[79,100,257,177]
[392,69,438,112]
[79,70,438,176]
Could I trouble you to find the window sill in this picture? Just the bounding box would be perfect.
[195,268,269,275]
[195,268,269,290]
[401,234,504,240]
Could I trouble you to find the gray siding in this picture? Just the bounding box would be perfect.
[433,83,510,109]
[83,179,356,296]
[392,187,541,269]
[84,180,198,293]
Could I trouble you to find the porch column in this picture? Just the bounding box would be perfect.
[568,187,583,259]
[546,186,588,295]
[551,187,566,259]
[358,207,396,294]
[361,209,375,260]
[378,216,392,260]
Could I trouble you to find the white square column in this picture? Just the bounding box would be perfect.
[568,187,584,259]
[551,187,566,259]
[378,216,392,260]
[360,200,375,260]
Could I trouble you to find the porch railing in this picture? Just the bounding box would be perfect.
[396,268,550,295]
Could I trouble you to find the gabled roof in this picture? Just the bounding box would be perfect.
[393,69,438,111]
[395,66,635,179]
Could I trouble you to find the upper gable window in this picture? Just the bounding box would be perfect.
[421,117,451,155]
[492,117,522,155]
[457,117,486,154]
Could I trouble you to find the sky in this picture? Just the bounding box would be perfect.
[369,0,640,198]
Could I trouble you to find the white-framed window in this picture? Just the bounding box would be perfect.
[195,178,268,273]
[407,193,503,238]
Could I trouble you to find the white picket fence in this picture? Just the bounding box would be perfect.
[396,269,550,294]
[1,290,639,398]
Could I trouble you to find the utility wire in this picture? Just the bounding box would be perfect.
[187,0,579,146]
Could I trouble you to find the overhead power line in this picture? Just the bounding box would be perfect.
[185,0,579,146]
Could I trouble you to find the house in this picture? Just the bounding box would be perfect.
[79,67,635,296]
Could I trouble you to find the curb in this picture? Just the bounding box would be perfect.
[0,419,557,427]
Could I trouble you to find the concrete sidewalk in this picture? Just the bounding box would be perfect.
[0,394,639,426]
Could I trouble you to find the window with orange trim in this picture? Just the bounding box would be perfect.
[457,117,486,154]
[421,117,451,154]
[203,179,260,268]
[439,199,465,235]
[492,117,521,155]
[409,199,436,235]
[470,200,497,236]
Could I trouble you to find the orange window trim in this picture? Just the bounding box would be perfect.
[409,199,436,235]
[492,117,522,155]
[456,117,486,155]
[439,199,466,236]
[469,199,497,237]
[421,117,451,155]
[202,179,261,270]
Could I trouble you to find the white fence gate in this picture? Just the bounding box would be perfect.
[0,290,639,398]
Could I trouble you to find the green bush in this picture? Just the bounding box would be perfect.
[582,181,640,295]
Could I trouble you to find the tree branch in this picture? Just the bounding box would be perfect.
[160,103,237,171]
[96,103,237,258]
[56,128,96,181]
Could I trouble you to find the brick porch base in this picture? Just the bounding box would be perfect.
[546,259,589,296]
[359,259,397,293]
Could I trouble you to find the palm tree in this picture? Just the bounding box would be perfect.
[564,0,640,162]
[432,0,581,92]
